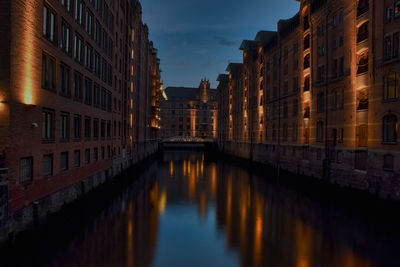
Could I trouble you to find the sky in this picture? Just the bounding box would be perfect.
[140,0,300,89]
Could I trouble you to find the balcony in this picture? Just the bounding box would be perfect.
[357,1,369,17]
[357,63,368,75]
[357,31,368,43]
[304,107,310,119]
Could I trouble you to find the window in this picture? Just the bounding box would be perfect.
[61,20,71,54]
[60,113,69,141]
[101,88,106,110]
[74,72,82,100]
[100,120,106,139]
[85,44,93,70]
[94,148,98,162]
[333,59,338,77]
[283,124,288,141]
[84,117,91,140]
[60,64,71,96]
[357,52,369,74]
[107,91,112,112]
[74,33,83,63]
[317,93,325,113]
[355,150,367,170]
[102,30,108,53]
[293,77,299,92]
[358,124,368,147]
[304,76,310,92]
[107,121,111,138]
[74,115,81,140]
[94,52,100,76]
[101,58,107,82]
[394,33,399,58]
[339,10,344,23]
[101,147,105,160]
[86,9,94,36]
[292,123,298,141]
[339,57,344,76]
[357,22,369,43]
[333,15,338,27]
[75,0,84,25]
[304,34,310,50]
[384,72,399,100]
[283,102,288,118]
[96,0,102,15]
[84,79,92,105]
[383,115,397,143]
[61,0,72,12]
[395,1,400,19]
[383,154,394,171]
[85,149,90,164]
[387,6,393,22]
[43,4,57,44]
[43,154,53,177]
[42,109,54,141]
[60,152,69,171]
[42,53,56,91]
[109,13,114,33]
[107,64,113,85]
[93,83,100,107]
[293,99,298,116]
[304,54,310,69]
[339,34,344,47]
[339,128,344,143]
[95,20,101,46]
[20,157,33,183]
[93,119,99,140]
[74,150,80,167]
[317,121,324,142]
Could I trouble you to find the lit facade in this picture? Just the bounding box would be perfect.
[161,79,218,139]
[217,0,400,200]
[0,0,161,234]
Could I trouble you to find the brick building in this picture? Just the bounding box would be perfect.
[0,0,161,237]
[161,79,218,139]
[217,0,400,200]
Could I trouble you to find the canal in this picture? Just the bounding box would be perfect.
[2,150,400,267]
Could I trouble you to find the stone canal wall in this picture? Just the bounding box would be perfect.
[0,142,159,243]
[219,141,400,201]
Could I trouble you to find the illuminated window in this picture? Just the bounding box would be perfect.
[43,4,57,44]
[20,157,33,183]
[42,53,56,91]
[384,72,399,100]
[383,115,397,143]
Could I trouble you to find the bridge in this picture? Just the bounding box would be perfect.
[159,136,216,149]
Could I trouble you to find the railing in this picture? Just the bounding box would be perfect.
[357,63,369,74]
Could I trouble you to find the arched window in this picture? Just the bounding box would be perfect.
[384,72,399,100]
[304,54,310,69]
[357,21,369,43]
[382,115,397,143]
[304,34,310,50]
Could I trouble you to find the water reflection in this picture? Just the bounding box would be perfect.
[19,151,400,266]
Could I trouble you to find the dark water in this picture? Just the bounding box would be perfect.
[3,151,400,267]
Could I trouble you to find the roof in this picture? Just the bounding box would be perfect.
[164,87,217,101]
[254,31,277,46]
[240,40,258,51]
[226,63,243,72]
[217,74,229,83]
[278,12,300,38]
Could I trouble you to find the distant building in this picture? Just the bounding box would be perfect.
[161,79,218,139]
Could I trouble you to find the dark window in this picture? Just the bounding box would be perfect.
[20,157,33,183]
[74,33,83,63]
[86,9,94,36]
[43,154,53,177]
[61,0,72,12]
[385,36,392,60]
[93,83,100,107]
[84,117,91,140]
[74,72,82,100]
[93,119,99,140]
[74,150,80,167]
[317,93,325,113]
[74,115,81,140]
[60,152,69,171]
[42,109,54,141]
[60,113,69,141]
[304,54,310,69]
[43,4,57,44]
[42,53,56,91]
[85,149,90,164]
[75,0,84,25]
[61,20,71,54]
[94,148,98,162]
[383,154,394,171]
[355,150,367,170]
[85,44,93,70]
[84,79,92,104]
[293,99,298,116]
[383,115,397,143]
[95,20,101,46]
[60,64,71,96]
[357,22,369,43]
[394,33,399,58]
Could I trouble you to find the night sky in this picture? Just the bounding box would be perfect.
[141,0,300,89]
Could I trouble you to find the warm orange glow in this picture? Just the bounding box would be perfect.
[131,82,134,93]
[183,160,187,176]
[130,114,133,127]
[159,190,167,214]
[170,160,174,177]
[303,91,311,103]
[21,1,37,105]
[188,169,196,201]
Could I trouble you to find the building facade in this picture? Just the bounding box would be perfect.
[161,79,218,139]
[0,0,162,237]
[217,0,400,200]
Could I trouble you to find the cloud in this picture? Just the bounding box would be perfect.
[214,36,239,47]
